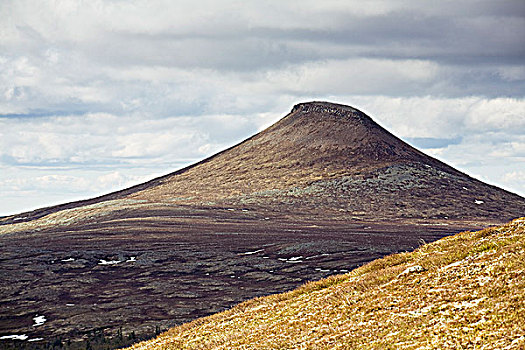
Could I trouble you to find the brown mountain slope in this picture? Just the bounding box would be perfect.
[1,101,523,230]
[128,217,525,350]
[125,101,523,221]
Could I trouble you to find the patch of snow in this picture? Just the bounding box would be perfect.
[66,304,75,307]
[126,256,136,262]
[227,208,235,211]
[0,335,28,340]
[475,200,484,205]
[400,265,425,275]
[340,269,349,272]
[61,258,75,262]
[98,259,121,265]
[241,209,249,212]
[28,338,44,342]
[240,249,264,255]
[288,256,303,261]
[305,253,330,260]
[262,256,269,259]
[424,164,431,168]
[462,187,468,190]
[33,315,46,327]
[315,268,330,272]
[264,217,270,220]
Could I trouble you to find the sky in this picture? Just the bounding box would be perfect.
[1,0,524,216]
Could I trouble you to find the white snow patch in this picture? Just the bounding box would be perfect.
[0,335,28,340]
[462,187,468,190]
[240,249,263,255]
[66,304,75,307]
[28,338,44,342]
[61,258,75,262]
[98,259,121,265]
[305,253,330,260]
[315,268,330,272]
[33,315,46,327]
[286,256,303,263]
[227,208,235,211]
[241,209,249,212]
[126,256,136,262]
[262,256,269,259]
[475,200,484,205]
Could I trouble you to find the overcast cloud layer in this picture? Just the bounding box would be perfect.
[1,0,524,215]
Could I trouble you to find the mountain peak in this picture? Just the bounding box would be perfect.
[289,101,374,127]
[291,101,360,114]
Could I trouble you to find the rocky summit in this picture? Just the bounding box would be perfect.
[0,102,523,348]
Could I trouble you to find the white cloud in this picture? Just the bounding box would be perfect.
[503,170,525,183]
[349,96,525,139]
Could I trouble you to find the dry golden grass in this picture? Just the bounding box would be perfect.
[127,218,525,349]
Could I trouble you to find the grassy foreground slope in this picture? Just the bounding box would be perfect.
[128,218,525,350]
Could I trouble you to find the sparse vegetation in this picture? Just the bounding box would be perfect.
[128,217,525,349]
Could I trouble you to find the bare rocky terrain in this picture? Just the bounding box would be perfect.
[0,102,523,348]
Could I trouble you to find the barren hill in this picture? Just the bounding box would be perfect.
[1,102,523,230]
[0,102,523,347]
